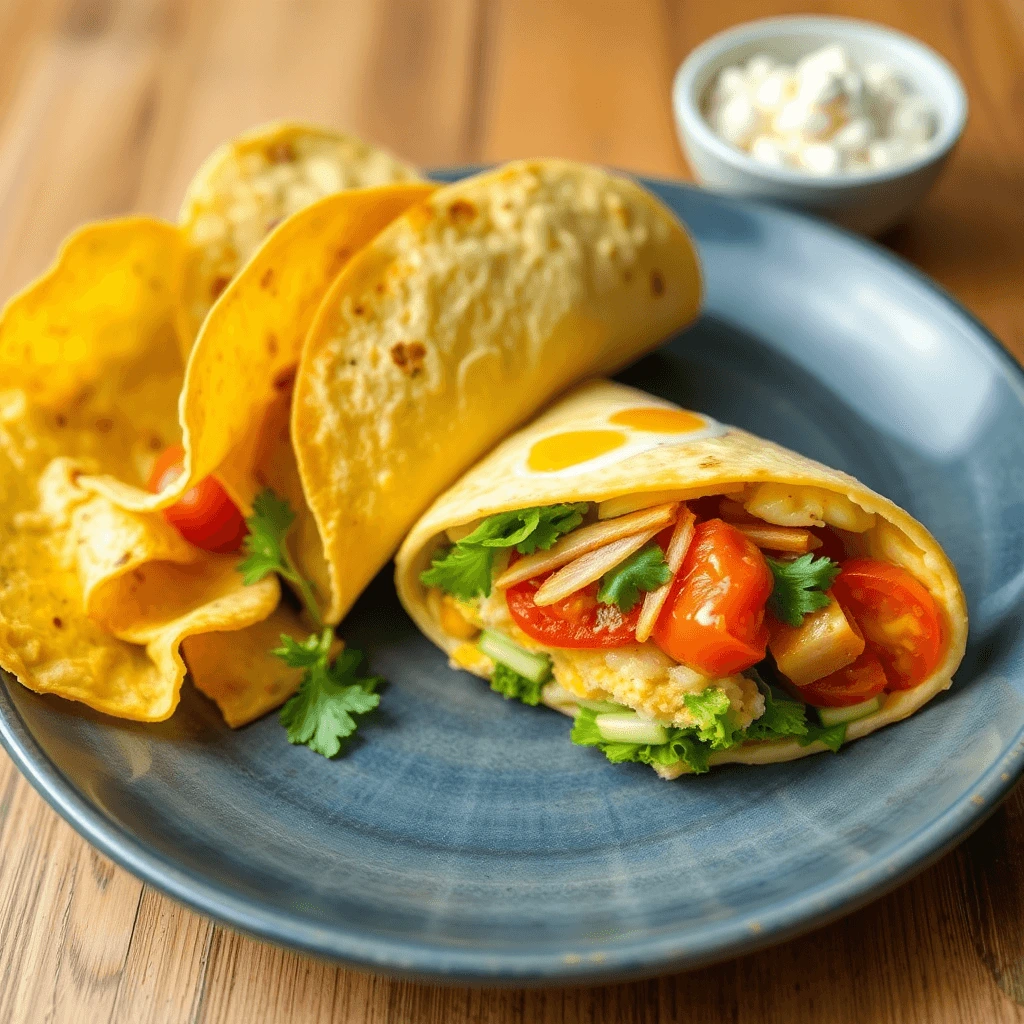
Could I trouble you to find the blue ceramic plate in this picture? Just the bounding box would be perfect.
[2,174,1023,985]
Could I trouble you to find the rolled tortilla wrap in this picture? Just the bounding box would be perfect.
[396,379,968,775]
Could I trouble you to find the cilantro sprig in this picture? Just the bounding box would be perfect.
[277,631,382,757]
[239,489,322,627]
[238,489,382,758]
[766,553,841,627]
[597,543,671,612]
[420,503,587,600]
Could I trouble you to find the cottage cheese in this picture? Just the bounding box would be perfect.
[704,44,938,175]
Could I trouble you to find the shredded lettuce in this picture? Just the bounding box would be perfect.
[571,707,711,773]
[683,688,740,749]
[420,503,587,599]
[799,721,847,752]
[571,670,846,773]
[490,663,544,706]
[744,681,810,741]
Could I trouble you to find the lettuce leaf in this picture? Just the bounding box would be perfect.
[490,663,544,706]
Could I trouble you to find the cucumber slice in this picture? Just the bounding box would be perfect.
[478,630,551,684]
[540,682,624,716]
[577,698,628,714]
[817,696,882,727]
[594,712,668,745]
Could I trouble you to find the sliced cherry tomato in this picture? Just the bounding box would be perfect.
[652,518,773,676]
[147,445,248,554]
[832,558,943,691]
[506,576,641,648]
[798,649,889,707]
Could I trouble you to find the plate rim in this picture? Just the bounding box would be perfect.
[2,172,1023,985]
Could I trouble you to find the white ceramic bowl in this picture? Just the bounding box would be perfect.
[672,16,967,235]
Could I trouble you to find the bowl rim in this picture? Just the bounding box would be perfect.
[672,14,968,190]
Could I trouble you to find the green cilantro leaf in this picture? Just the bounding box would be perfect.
[766,553,841,627]
[238,489,294,585]
[517,503,587,554]
[460,508,541,548]
[419,544,494,601]
[273,630,332,669]
[490,663,544,706]
[277,629,382,757]
[239,488,321,626]
[596,543,672,612]
[799,721,847,753]
[419,503,588,599]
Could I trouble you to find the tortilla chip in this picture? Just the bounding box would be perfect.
[293,159,702,624]
[0,217,186,412]
[0,391,279,721]
[181,604,312,728]
[0,130,425,725]
[83,184,436,518]
[177,122,420,345]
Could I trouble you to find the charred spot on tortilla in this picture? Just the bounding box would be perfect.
[260,267,275,289]
[390,342,426,376]
[353,303,365,316]
[448,199,477,223]
[700,457,721,469]
[650,269,665,297]
[210,274,230,299]
[266,334,278,356]
[55,414,67,428]
[266,141,296,164]
[273,366,297,392]
[115,551,132,567]
[52,617,63,629]
[95,417,113,433]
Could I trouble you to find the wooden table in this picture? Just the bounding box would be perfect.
[1,0,1023,1020]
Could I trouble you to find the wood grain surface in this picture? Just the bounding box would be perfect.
[1,0,1023,1021]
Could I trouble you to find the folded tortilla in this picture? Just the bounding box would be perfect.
[293,160,703,624]
[177,121,419,346]
[396,379,968,774]
[0,128,424,725]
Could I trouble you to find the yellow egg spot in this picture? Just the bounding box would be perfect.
[527,430,627,472]
[610,407,706,433]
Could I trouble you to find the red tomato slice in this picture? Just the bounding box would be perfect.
[147,445,248,554]
[652,518,772,676]
[505,576,641,648]
[832,559,943,691]
[799,649,889,707]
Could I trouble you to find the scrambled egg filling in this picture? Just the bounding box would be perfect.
[447,590,764,730]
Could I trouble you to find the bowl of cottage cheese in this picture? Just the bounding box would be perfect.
[672,16,967,234]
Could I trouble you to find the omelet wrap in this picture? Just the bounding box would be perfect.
[0,126,425,725]
[395,380,968,773]
[293,160,703,624]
